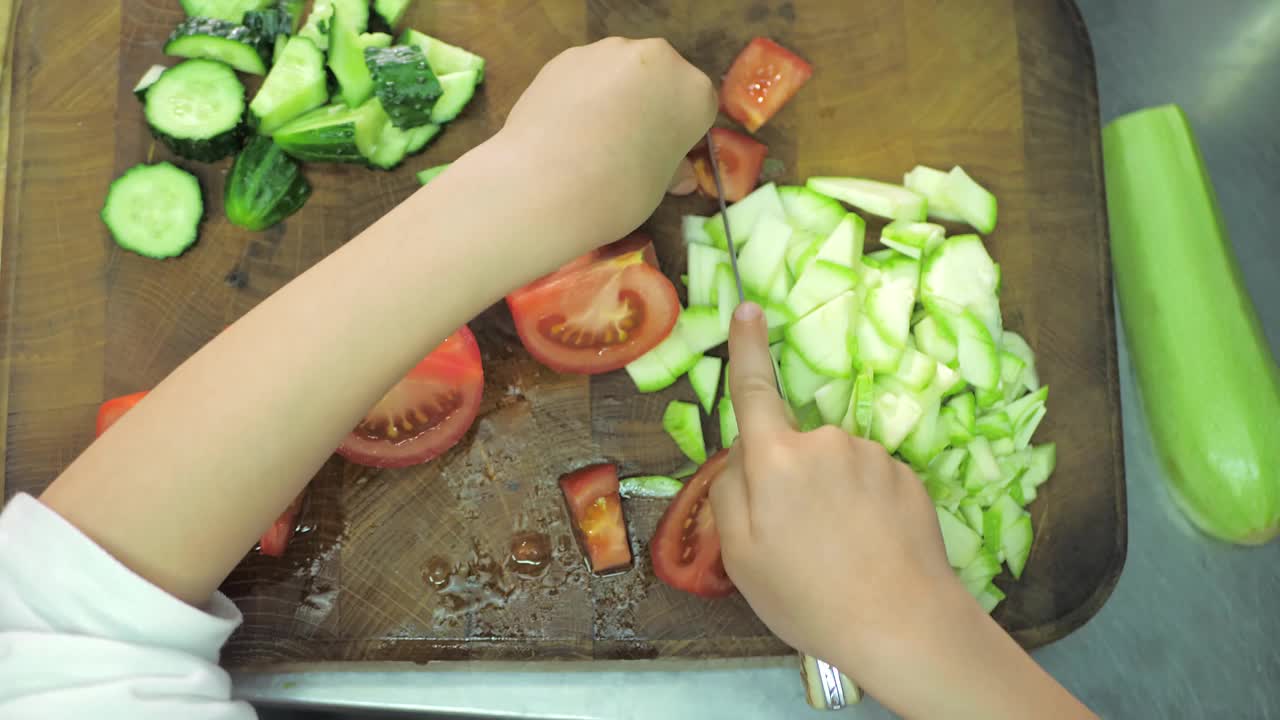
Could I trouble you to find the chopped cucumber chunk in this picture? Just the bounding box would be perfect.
[813,213,866,270]
[688,243,731,307]
[735,214,792,297]
[937,507,983,568]
[807,176,927,221]
[903,164,966,223]
[880,220,945,259]
[684,215,713,245]
[663,400,706,464]
[815,378,854,427]
[785,291,857,378]
[941,166,998,234]
[704,182,785,249]
[719,396,739,447]
[619,475,684,499]
[688,356,722,415]
[779,185,847,237]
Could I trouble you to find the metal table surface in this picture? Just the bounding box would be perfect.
[239,1,1280,717]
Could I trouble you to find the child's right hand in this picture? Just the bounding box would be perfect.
[709,302,966,667]
[497,37,717,251]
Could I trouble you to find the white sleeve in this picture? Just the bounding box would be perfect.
[0,493,256,720]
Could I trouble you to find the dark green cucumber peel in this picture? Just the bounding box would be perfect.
[365,45,441,129]
[179,0,271,23]
[164,17,270,75]
[225,136,312,231]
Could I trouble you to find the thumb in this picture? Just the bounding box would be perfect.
[728,302,792,439]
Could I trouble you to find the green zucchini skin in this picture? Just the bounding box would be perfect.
[1103,104,1280,545]
[365,45,440,129]
[225,136,311,231]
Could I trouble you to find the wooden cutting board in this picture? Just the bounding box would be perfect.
[0,0,1125,668]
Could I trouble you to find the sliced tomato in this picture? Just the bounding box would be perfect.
[337,325,484,468]
[690,128,768,203]
[506,234,680,375]
[560,463,632,574]
[258,492,305,557]
[95,391,148,437]
[651,449,735,598]
[720,37,814,133]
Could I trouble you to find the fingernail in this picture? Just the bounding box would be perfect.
[734,302,762,321]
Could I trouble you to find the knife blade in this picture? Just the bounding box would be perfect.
[703,131,860,711]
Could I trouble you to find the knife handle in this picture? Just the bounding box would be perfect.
[800,653,861,710]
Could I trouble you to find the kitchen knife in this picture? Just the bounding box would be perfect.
[703,131,862,711]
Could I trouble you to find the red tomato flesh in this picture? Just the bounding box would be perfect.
[506,234,680,375]
[95,391,148,437]
[690,128,768,203]
[337,325,485,468]
[560,464,633,574]
[94,390,307,557]
[720,37,814,132]
[650,449,735,598]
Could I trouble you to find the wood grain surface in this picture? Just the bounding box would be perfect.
[0,0,1125,668]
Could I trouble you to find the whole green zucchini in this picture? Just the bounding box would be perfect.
[1103,104,1280,545]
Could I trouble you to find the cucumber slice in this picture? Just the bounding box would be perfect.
[373,0,414,27]
[133,64,168,102]
[364,44,441,127]
[807,176,927,221]
[763,303,793,344]
[913,314,958,366]
[844,367,875,437]
[1000,330,1040,391]
[814,378,853,427]
[144,59,246,162]
[225,135,310,231]
[676,306,729,355]
[251,36,327,134]
[164,18,268,76]
[779,344,828,407]
[924,361,964,401]
[785,260,857,321]
[1014,406,1047,450]
[243,3,297,48]
[650,327,702,377]
[786,291,857,378]
[760,269,792,306]
[921,234,1001,337]
[625,349,677,393]
[958,499,986,536]
[779,185,847,237]
[951,309,1001,390]
[688,243,731,307]
[180,0,272,23]
[892,347,937,392]
[401,29,487,81]
[1001,513,1033,579]
[688,356,722,415]
[734,213,792,297]
[683,215,713,246]
[663,400,707,464]
[965,436,1002,489]
[870,383,923,453]
[329,15,380,108]
[880,220,944,259]
[903,165,966,223]
[812,213,865,270]
[927,447,967,485]
[416,163,450,185]
[975,411,1014,441]
[957,547,1000,595]
[785,230,821,278]
[877,252,921,296]
[714,263,739,333]
[719,396,739,447]
[101,163,203,260]
[853,313,905,373]
[365,105,418,169]
[430,70,480,124]
[619,475,683,499]
[865,278,915,348]
[703,182,785,250]
[1020,443,1056,496]
[404,123,441,155]
[937,507,983,568]
[983,495,1025,560]
[298,0,335,50]
[274,100,388,163]
[941,166,998,234]
[794,402,824,432]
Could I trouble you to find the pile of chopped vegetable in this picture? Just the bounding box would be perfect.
[102,0,486,257]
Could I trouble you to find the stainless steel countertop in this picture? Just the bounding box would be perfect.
[237,1,1280,717]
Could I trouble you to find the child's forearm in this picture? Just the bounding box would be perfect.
[838,581,1096,720]
[40,131,608,605]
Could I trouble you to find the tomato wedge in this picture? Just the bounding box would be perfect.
[93,390,307,557]
[560,464,632,574]
[690,128,768,203]
[258,492,304,558]
[720,37,814,132]
[506,234,680,375]
[337,325,484,468]
[95,391,148,436]
[650,449,735,598]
